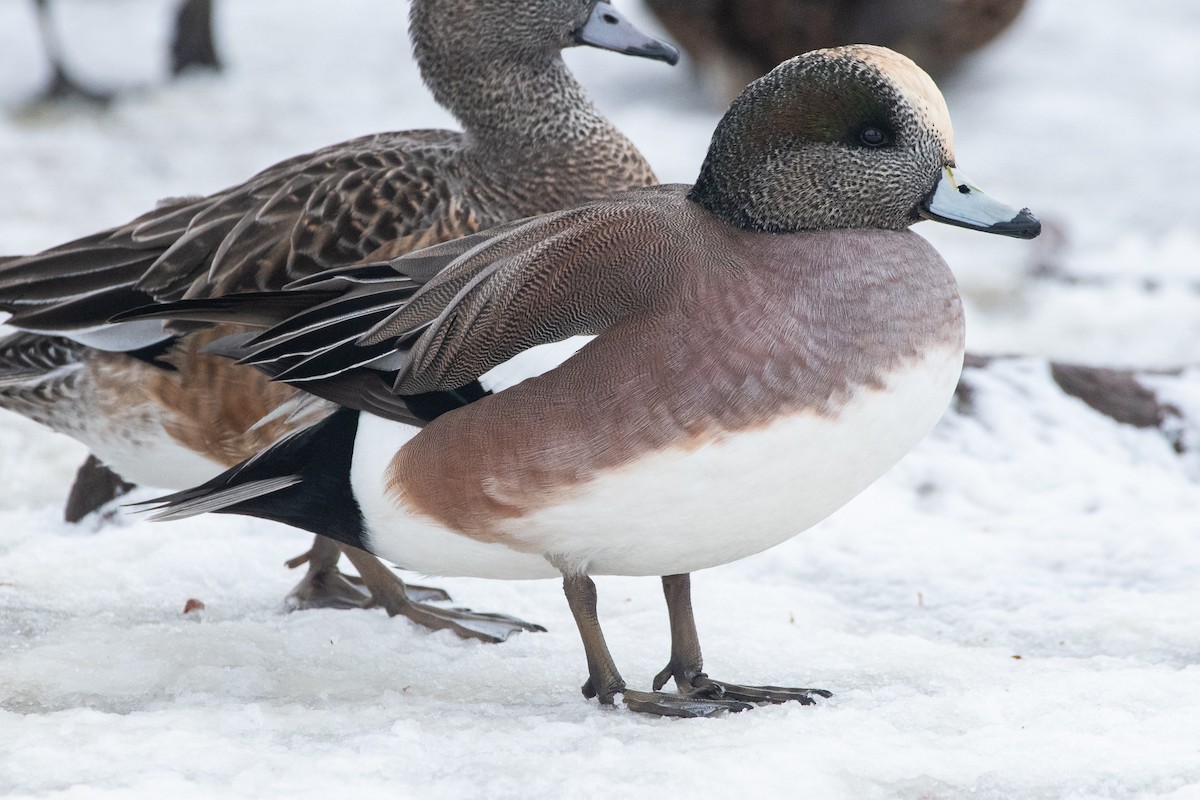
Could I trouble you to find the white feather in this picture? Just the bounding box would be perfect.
[354,345,964,580]
[478,335,595,393]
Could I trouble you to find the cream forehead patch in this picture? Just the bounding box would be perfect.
[839,45,956,158]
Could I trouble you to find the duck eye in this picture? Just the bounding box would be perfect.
[858,127,889,148]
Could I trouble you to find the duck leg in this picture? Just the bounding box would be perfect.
[560,571,753,718]
[284,535,376,610]
[562,571,627,704]
[339,545,544,644]
[650,573,831,706]
[29,0,113,106]
[285,534,454,610]
[170,0,221,75]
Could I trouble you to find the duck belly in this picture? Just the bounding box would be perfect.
[354,345,962,580]
[510,344,964,576]
[0,351,226,490]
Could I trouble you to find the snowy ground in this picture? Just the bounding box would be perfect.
[1,1,1199,798]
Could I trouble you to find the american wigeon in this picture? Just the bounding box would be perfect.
[0,0,677,641]
[138,45,1040,716]
[646,0,1028,105]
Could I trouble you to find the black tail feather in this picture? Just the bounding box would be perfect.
[144,407,369,551]
[110,290,339,328]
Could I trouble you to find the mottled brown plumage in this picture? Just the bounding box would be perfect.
[0,0,675,638]
[1,1,666,323]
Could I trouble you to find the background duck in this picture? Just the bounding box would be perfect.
[23,0,220,108]
[136,45,1039,716]
[645,0,1029,105]
[0,0,677,641]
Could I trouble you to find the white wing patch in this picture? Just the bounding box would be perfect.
[478,335,596,394]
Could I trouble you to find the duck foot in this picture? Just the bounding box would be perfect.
[382,601,547,644]
[649,573,832,710]
[32,66,114,108]
[339,545,545,644]
[284,536,450,610]
[620,688,754,718]
[622,677,831,718]
[284,541,371,611]
[672,674,831,706]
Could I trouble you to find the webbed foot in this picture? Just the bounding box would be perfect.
[387,601,546,644]
[652,664,830,707]
[624,671,828,717]
[31,68,114,108]
[284,543,372,611]
[620,688,754,718]
[284,536,452,610]
[686,676,831,706]
[338,545,544,643]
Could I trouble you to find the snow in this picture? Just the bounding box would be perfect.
[2,0,1200,797]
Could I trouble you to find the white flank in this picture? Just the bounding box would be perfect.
[355,345,964,579]
[351,414,554,577]
[78,417,229,489]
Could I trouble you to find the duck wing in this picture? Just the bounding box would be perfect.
[0,130,472,343]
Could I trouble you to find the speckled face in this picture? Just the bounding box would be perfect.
[690,44,959,233]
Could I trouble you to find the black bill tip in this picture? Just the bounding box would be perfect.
[628,39,681,66]
[989,208,1042,240]
[574,2,680,66]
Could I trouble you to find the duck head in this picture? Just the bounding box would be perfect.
[689,44,1039,239]
[411,0,678,76]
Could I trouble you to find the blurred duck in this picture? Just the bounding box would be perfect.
[132,46,1040,715]
[0,0,678,641]
[645,0,1028,104]
[27,0,221,107]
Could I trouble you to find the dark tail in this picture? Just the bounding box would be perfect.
[143,406,371,552]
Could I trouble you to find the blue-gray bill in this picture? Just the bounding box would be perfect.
[919,166,1041,240]
[574,1,680,65]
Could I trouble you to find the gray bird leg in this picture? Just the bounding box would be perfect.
[29,0,113,106]
[650,573,832,707]
[284,534,377,610]
[286,534,453,608]
[562,571,628,703]
[560,571,755,718]
[339,544,544,644]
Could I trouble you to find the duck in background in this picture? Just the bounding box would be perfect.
[0,0,677,641]
[25,0,220,107]
[131,45,1040,716]
[645,0,1028,105]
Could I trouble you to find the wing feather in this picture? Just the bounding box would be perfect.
[0,130,472,342]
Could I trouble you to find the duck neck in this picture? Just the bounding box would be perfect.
[688,139,769,232]
[419,47,622,166]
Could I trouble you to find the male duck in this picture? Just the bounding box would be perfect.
[0,0,677,641]
[138,45,1039,716]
